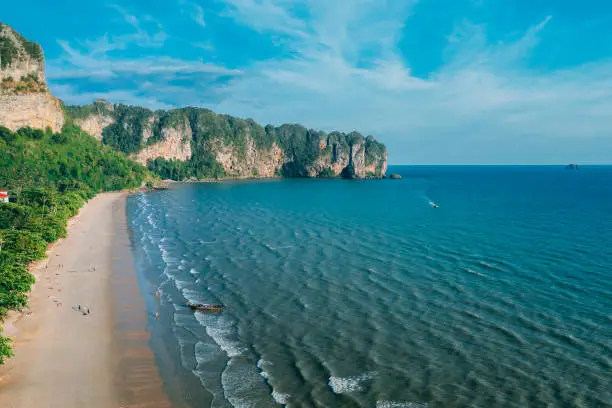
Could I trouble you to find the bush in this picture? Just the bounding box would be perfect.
[0,230,47,265]
[0,126,16,142]
[0,331,12,364]
[22,214,67,243]
[318,168,335,178]
[17,127,44,140]
[0,264,35,293]
[51,132,69,144]
[0,203,31,229]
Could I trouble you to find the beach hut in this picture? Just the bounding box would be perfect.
[0,190,8,203]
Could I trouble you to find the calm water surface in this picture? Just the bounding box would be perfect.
[127,166,612,408]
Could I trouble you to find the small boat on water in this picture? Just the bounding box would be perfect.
[185,301,223,312]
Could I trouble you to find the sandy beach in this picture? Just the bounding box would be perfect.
[0,192,171,408]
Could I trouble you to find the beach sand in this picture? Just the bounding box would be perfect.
[0,192,172,408]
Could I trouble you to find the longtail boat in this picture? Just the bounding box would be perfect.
[185,301,223,312]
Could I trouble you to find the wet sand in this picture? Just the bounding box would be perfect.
[0,192,171,408]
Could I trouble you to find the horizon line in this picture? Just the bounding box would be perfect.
[388,163,612,166]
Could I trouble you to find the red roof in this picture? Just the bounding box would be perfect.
[0,191,8,198]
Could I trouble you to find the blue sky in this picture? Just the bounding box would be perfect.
[4,0,612,164]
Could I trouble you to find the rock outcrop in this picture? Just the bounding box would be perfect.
[0,23,64,132]
[65,102,388,180]
[72,100,117,140]
[132,115,192,165]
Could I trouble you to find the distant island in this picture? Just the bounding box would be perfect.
[565,164,579,170]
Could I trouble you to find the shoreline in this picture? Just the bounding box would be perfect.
[0,192,171,408]
[159,173,388,185]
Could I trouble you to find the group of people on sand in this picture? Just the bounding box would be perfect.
[75,304,90,315]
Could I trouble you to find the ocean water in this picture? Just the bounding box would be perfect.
[127,166,612,408]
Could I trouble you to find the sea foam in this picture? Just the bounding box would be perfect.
[328,372,376,394]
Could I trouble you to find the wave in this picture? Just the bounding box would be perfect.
[194,314,246,358]
[464,268,486,277]
[191,341,229,408]
[175,279,191,290]
[328,372,376,394]
[182,288,206,304]
[256,358,270,380]
[221,358,275,408]
[272,391,290,405]
[257,359,290,405]
[146,213,157,228]
[478,260,504,272]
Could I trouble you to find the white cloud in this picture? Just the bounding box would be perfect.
[105,4,168,48]
[192,4,206,27]
[47,4,240,108]
[192,41,215,51]
[179,0,208,28]
[207,1,612,163]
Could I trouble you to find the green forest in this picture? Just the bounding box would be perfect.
[65,102,387,180]
[0,123,150,363]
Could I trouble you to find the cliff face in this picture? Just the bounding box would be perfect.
[66,102,388,180]
[0,23,64,132]
[132,115,192,165]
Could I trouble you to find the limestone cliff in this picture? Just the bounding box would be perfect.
[131,115,192,165]
[0,23,64,132]
[72,100,116,140]
[65,102,388,180]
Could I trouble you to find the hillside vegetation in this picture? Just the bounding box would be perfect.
[0,123,150,363]
[66,101,388,180]
[0,22,43,69]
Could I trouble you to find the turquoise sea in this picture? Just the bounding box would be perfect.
[127,166,612,408]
